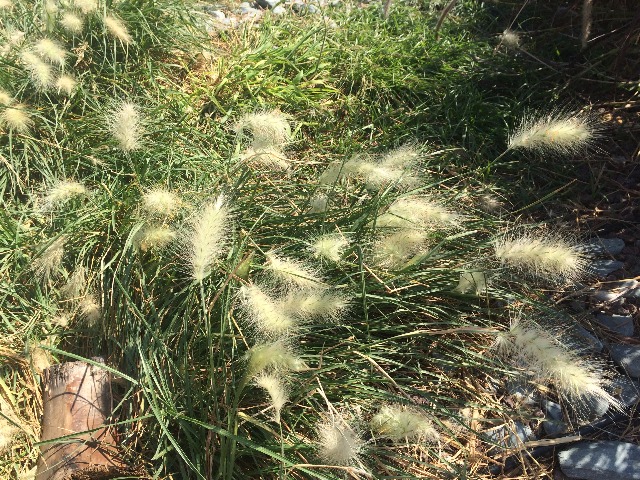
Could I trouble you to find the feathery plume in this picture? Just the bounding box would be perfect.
[0,0,13,10]
[255,374,288,423]
[34,38,67,66]
[454,271,487,295]
[240,146,289,170]
[21,51,54,89]
[74,0,97,14]
[498,320,622,413]
[500,29,521,49]
[104,15,132,44]
[134,225,176,252]
[372,229,429,270]
[370,405,440,443]
[310,233,349,263]
[0,397,19,453]
[55,74,77,95]
[375,195,459,229]
[60,266,87,300]
[240,284,296,336]
[142,188,181,218]
[508,110,598,155]
[264,252,324,289]
[107,101,143,152]
[245,341,307,378]
[0,89,13,106]
[380,144,422,168]
[282,289,348,322]
[32,236,66,283]
[40,179,88,210]
[234,110,292,150]
[60,11,84,33]
[186,196,231,281]
[317,415,364,466]
[78,294,100,324]
[0,104,32,133]
[494,233,588,283]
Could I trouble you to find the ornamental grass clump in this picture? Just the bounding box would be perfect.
[234,111,292,170]
[371,405,440,443]
[31,235,66,283]
[508,110,598,156]
[494,233,588,283]
[497,320,622,413]
[184,196,232,282]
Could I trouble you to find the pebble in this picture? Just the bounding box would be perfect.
[292,2,319,14]
[542,400,567,436]
[584,238,626,256]
[595,314,635,336]
[590,259,625,277]
[610,344,640,378]
[575,325,604,352]
[558,441,640,479]
[272,4,286,14]
[255,0,281,8]
[591,289,624,303]
[209,9,226,20]
[610,376,640,408]
[485,422,536,450]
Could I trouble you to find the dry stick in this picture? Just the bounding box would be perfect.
[434,0,457,40]
[581,0,593,51]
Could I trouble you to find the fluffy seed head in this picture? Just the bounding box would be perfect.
[498,321,622,413]
[0,0,13,10]
[500,29,521,49]
[142,189,181,218]
[240,146,290,170]
[32,236,66,283]
[186,196,231,282]
[454,271,487,295]
[60,266,87,300]
[372,229,429,270]
[78,294,100,325]
[0,103,32,133]
[60,11,84,33]
[34,38,67,66]
[40,179,88,210]
[255,374,288,423]
[508,111,597,156]
[107,101,143,152]
[245,341,307,378]
[21,51,54,89]
[380,144,422,168]
[74,0,97,14]
[370,405,440,443]
[264,252,324,289]
[55,74,77,95]
[0,397,19,453]
[134,225,176,252]
[0,89,13,106]
[240,284,296,337]
[494,233,588,283]
[310,233,349,263]
[234,111,292,150]
[375,196,459,229]
[317,416,364,466]
[282,290,348,322]
[104,15,132,44]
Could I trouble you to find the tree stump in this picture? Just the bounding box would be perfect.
[36,358,140,480]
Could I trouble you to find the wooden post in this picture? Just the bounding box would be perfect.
[36,358,141,480]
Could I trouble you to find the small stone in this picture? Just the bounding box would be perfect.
[595,314,635,336]
[255,0,280,9]
[485,422,536,450]
[575,325,604,352]
[591,289,624,303]
[272,4,286,14]
[624,288,640,299]
[610,344,640,378]
[292,2,319,14]
[590,259,625,277]
[611,376,640,408]
[558,441,640,479]
[541,400,567,436]
[208,9,225,20]
[584,238,626,256]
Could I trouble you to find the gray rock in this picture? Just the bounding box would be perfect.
[610,376,640,408]
[542,399,563,420]
[595,314,635,336]
[485,422,536,450]
[542,400,567,436]
[624,288,640,299]
[591,289,624,303]
[208,9,226,20]
[292,2,319,14]
[575,325,604,352]
[610,344,640,378]
[272,4,286,14]
[255,0,280,9]
[590,259,625,277]
[584,238,626,256]
[558,441,640,479]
